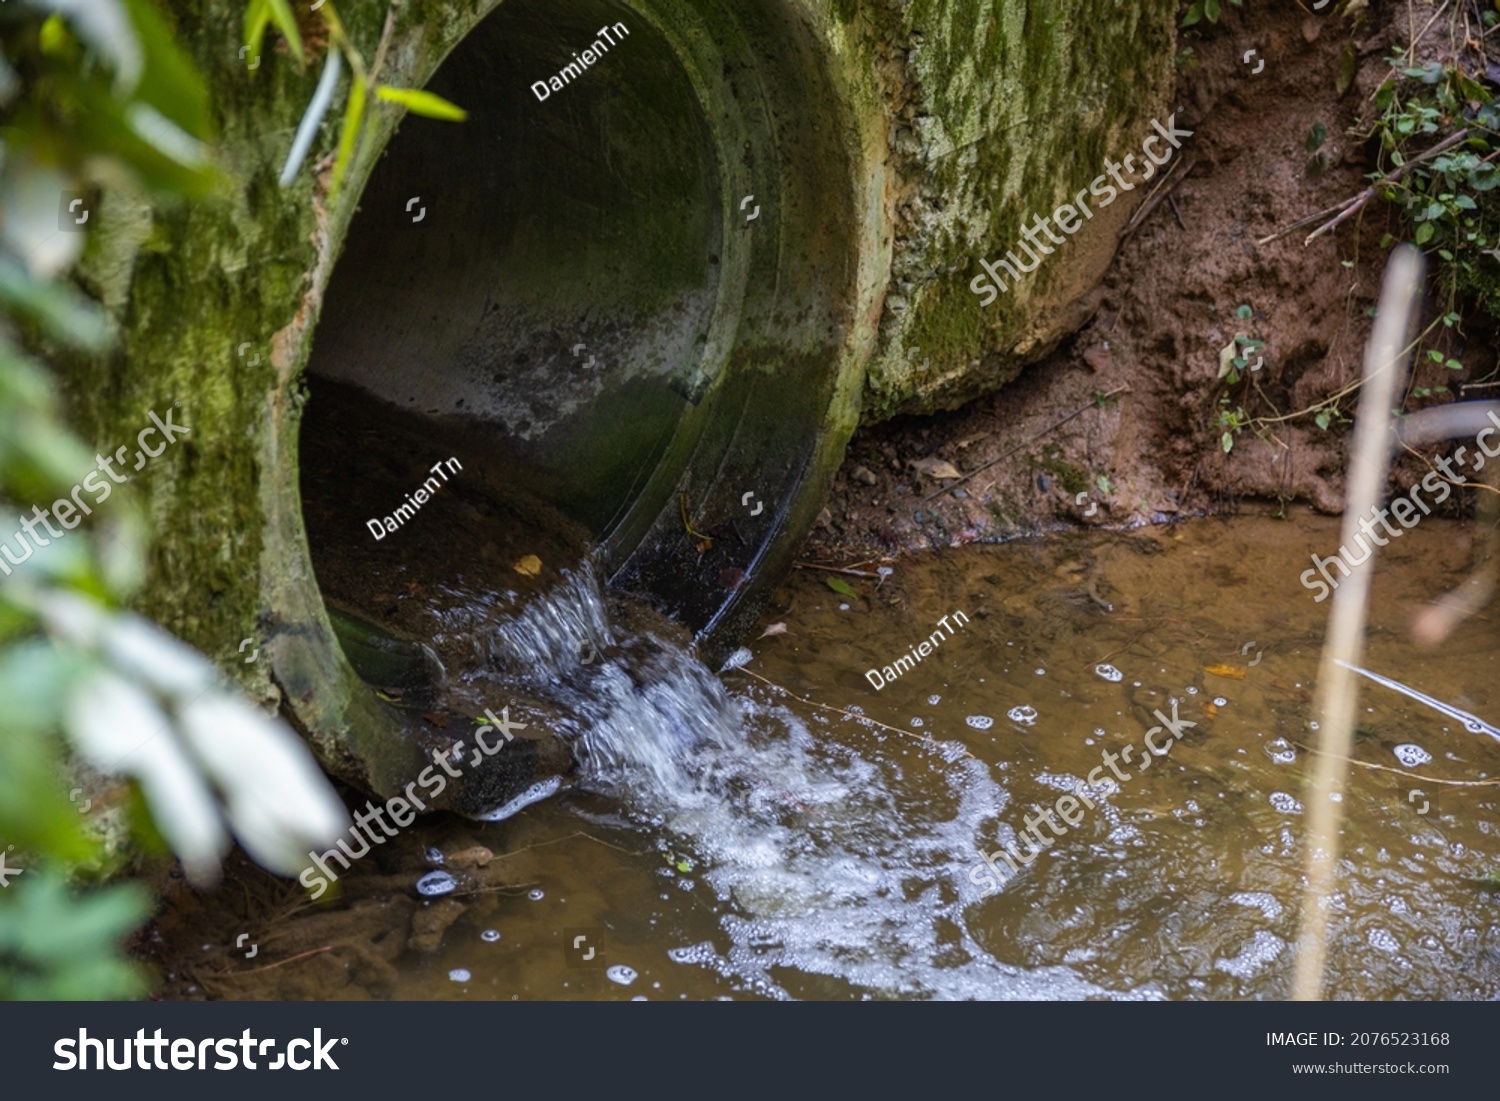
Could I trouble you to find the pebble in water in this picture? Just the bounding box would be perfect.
[965,714,994,731]
[481,929,501,943]
[1006,705,1037,726]
[449,968,471,983]
[1394,743,1432,768]
[416,870,458,898]
[1094,663,1123,682]
[606,965,638,986]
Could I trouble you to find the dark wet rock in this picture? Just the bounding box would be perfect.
[408,898,467,954]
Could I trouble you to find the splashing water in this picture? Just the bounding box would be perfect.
[476,564,1114,999]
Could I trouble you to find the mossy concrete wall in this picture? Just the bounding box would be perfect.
[53,0,1177,794]
[850,0,1179,419]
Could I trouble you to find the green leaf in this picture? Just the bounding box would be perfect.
[1315,410,1333,430]
[825,576,860,600]
[1204,0,1221,22]
[1415,221,1435,244]
[375,85,469,122]
[243,0,272,64]
[0,873,150,1000]
[1220,431,1234,454]
[122,0,215,139]
[0,259,114,352]
[1183,3,1203,27]
[1336,42,1358,97]
[263,0,305,68]
[331,77,367,195]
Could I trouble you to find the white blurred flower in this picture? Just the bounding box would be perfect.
[37,589,351,884]
[1,160,83,279]
[101,612,216,696]
[177,694,349,876]
[65,668,227,884]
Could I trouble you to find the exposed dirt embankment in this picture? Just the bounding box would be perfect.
[813,1,1500,562]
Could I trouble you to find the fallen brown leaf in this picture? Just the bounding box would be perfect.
[513,554,542,576]
[1204,663,1246,680]
[760,622,788,638]
[910,457,964,481]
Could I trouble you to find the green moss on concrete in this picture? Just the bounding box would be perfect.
[858,0,1179,421]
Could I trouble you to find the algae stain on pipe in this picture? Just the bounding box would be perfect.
[531,23,631,103]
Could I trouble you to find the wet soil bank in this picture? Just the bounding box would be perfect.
[812,1,1500,563]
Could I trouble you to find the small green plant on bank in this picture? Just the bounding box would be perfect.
[1181,0,1243,28]
[1032,445,1090,495]
[1214,305,1269,454]
[1367,53,1500,319]
[1305,121,1329,179]
[1410,310,1465,400]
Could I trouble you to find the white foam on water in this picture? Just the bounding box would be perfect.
[1394,743,1432,768]
[487,564,1129,1000]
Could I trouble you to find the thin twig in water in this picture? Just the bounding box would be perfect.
[501,831,644,857]
[792,561,886,579]
[1291,741,1500,787]
[206,945,336,978]
[924,386,1130,502]
[729,666,971,759]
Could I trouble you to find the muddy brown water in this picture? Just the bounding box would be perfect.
[155,508,1500,1001]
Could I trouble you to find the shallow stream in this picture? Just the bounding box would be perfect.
[161,492,1500,1001]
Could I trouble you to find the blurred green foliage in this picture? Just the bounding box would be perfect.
[1,0,360,1003]
[0,0,215,1000]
